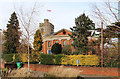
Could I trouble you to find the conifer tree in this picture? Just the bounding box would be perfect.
[96,22,119,48]
[51,43,62,54]
[33,29,42,52]
[69,13,95,54]
[3,12,21,54]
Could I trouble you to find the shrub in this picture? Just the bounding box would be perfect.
[2,54,20,62]
[2,54,13,62]
[20,53,39,63]
[62,45,72,55]
[31,51,41,63]
[20,53,28,63]
[51,43,62,54]
[72,52,79,55]
[40,53,55,65]
[61,55,99,66]
[55,54,64,65]
[14,54,21,62]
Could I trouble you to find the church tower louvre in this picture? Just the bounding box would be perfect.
[39,19,54,36]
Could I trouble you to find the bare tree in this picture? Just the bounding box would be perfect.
[14,2,43,72]
[92,0,120,30]
[91,0,120,68]
[91,0,120,46]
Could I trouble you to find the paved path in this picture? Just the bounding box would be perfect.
[78,74,120,79]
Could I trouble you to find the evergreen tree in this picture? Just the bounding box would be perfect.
[33,29,42,52]
[51,43,62,54]
[69,13,95,54]
[96,22,119,48]
[3,12,21,54]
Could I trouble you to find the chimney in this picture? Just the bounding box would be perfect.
[44,19,49,23]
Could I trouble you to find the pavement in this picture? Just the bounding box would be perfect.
[78,74,120,79]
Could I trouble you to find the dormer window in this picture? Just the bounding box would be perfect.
[63,31,66,34]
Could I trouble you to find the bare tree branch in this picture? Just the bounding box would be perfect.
[105,0,119,22]
[13,2,42,72]
[92,1,120,30]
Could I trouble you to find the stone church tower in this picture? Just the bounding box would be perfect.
[39,19,54,36]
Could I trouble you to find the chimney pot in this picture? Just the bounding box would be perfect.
[44,19,49,23]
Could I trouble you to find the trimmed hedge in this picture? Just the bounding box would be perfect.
[61,55,99,66]
[54,54,64,65]
[2,54,20,62]
[3,53,120,67]
[2,53,99,66]
[40,53,55,65]
[39,54,99,66]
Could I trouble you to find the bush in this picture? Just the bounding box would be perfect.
[55,54,64,65]
[51,43,62,54]
[14,54,21,62]
[39,54,99,66]
[40,53,55,65]
[20,53,28,63]
[2,54,20,62]
[103,57,119,67]
[19,53,33,63]
[31,51,41,63]
[62,45,72,55]
[72,52,79,55]
[2,54,13,62]
[38,54,64,65]
[61,55,99,66]
[2,53,99,66]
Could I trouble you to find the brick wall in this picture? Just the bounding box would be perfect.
[23,64,119,76]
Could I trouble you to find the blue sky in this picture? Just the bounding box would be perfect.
[0,0,118,32]
[43,2,92,31]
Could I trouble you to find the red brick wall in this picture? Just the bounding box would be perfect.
[55,30,72,35]
[23,64,119,76]
[23,64,51,72]
[43,39,75,54]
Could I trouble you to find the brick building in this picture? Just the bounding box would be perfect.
[40,19,99,54]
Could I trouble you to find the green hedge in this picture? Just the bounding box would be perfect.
[54,54,64,65]
[39,54,64,65]
[2,53,119,68]
[2,54,20,62]
[40,54,55,65]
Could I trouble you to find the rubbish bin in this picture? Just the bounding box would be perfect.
[17,62,21,69]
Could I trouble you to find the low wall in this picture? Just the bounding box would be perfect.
[23,64,119,76]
